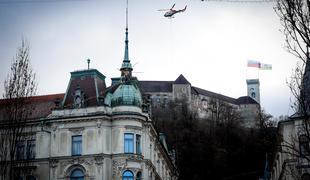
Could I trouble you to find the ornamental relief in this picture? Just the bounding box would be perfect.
[61,158,95,177]
[49,159,59,168]
[124,125,142,131]
[52,124,58,131]
[130,168,142,175]
[112,116,145,122]
[112,159,127,177]
[94,154,104,166]
[96,120,102,128]
[69,127,85,135]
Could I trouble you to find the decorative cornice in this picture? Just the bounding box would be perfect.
[124,125,142,131]
[69,127,84,135]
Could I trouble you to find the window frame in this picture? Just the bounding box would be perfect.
[136,172,142,180]
[70,169,84,180]
[136,134,142,154]
[26,139,36,159]
[122,170,134,180]
[16,141,25,160]
[299,134,310,156]
[124,133,134,153]
[72,135,82,156]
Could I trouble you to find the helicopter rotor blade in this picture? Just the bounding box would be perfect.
[157,9,170,11]
[171,4,175,9]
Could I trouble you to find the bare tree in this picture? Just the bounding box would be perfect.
[275,0,310,63]
[274,60,310,179]
[0,39,37,180]
[273,0,310,176]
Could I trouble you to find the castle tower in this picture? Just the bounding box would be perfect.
[246,79,260,104]
[173,74,191,102]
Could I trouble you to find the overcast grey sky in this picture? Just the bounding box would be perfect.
[0,0,298,117]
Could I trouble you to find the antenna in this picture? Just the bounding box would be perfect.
[123,0,130,62]
[126,0,128,30]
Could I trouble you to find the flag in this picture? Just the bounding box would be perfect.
[247,60,260,68]
[260,63,272,70]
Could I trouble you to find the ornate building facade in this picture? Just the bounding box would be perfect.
[0,25,178,180]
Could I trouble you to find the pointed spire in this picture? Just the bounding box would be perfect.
[123,28,130,63]
[120,28,132,71]
[120,0,133,76]
[124,0,129,62]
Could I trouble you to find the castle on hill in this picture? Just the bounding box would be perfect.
[0,9,261,180]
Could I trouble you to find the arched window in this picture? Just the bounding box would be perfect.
[136,172,142,180]
[123,170,134,180]
[302,173,310,180]
[70,169,84,180]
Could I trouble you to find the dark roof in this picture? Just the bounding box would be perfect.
[0,93,64,121]
[139,81,173,93]
[174,74,191,85]
[63,69,106,108]
[191,86,237,104]
[235,96,259,105]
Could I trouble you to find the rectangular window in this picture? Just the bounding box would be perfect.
[299,135,310,156]
[136,134,141,154]
[72,135,82,156]
[16,141,25,160]
[26,139,36,159]
[124,133,134,153]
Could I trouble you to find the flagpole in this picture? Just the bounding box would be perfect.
[258,64,260,80]
[246,60,248,80]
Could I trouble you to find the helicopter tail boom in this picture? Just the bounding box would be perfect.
[181,5,187,12]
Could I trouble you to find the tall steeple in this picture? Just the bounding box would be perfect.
[120,0,133,77]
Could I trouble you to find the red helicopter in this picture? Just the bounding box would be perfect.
[158,4,187,18]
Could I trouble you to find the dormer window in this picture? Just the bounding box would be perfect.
[74,85,85,108]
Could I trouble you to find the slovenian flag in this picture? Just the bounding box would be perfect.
[247,60,260,68]
[247,60,272,70]
[260,63,272,70]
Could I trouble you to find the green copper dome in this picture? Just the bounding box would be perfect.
[111,83,142,107]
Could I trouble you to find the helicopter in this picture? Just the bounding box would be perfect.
[158,4,187,18]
